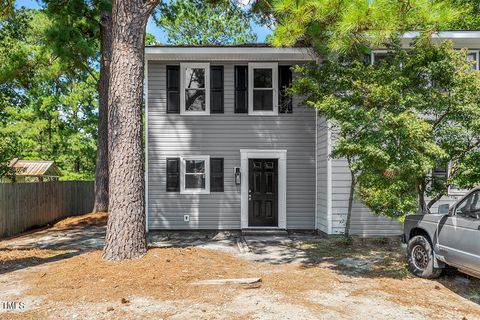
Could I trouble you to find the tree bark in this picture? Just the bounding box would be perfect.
[93,11,112,213]
[416,180,429,215]
[102,0,157,261]
[345,159,355,238]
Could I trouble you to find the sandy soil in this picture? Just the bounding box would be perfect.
[0,213,479,320]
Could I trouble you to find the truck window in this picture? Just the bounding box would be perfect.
[456,191,480,220]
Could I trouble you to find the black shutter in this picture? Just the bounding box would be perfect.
[279,65,293,114]
[210,158,224,192]
[210,66,224,113]
[166,66,180,114]
[234,66,248,113]
[166,158,180,192]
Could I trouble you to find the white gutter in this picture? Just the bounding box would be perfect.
[145,47,316,61]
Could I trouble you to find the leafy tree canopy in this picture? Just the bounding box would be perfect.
[0,0,13,20]
[447,0,480,30]
[153,0,257,45]
[0,8,98,180]
[41,0,111,78]
[292,37,480,218]
[265,0,463,54]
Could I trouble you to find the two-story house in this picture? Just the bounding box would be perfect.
[145,32,480,236]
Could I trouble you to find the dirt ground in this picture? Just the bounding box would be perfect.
[0,212,479,320]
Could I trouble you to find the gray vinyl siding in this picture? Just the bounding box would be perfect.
[330,158,403,236]
[330,158,468,236]
[316,116,329,233]
[323,126,403,236]
[147,60,316,230]
[328,132,468,236]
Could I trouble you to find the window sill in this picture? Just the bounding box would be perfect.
[248,111,278,116]
[180,111,210,116]
[181,189,210,195]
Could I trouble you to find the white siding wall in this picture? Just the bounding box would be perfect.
[147,60,317,230]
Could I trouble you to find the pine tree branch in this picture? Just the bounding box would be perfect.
[144,0,161,15]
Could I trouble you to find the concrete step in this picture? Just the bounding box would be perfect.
[241,229,288,236]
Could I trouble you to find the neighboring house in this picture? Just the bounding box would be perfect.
[6,158,62,183]
[145,32,480,236]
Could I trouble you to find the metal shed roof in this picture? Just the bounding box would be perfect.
[9,159,62,177]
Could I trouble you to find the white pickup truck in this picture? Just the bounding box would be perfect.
[404,188,480,279]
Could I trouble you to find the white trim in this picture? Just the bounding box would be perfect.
[372,49,480,70]
[370,50,390,65]
[248,62,278,116]
[326,122,333,235]
[180,62,210,115]
[180,155,210,194]
[145,47,316,62]
[144,58,149,232]
[403,31,480,39]
[468,50,480,70]
[446,161,470,196]
[240,149,287,229]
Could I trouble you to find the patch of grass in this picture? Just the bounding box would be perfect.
[466,288,480,304]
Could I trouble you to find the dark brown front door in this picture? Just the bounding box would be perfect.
[248,159,278,227]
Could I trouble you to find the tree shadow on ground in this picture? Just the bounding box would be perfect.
[0,248,84,275]
[293,235,480,306]
[0,224,105,275]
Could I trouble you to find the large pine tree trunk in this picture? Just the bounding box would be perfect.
[93,11,112,213]
[103,0,157,260]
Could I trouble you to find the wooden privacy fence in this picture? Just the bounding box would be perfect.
[0,181,94,238]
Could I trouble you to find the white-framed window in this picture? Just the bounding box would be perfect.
[180,62,210,115]
[248,62,278,115]
[371,50,395,65]
[372,49,480,70]
[180,155,210,194]
[467,50,479,70]
[431,161,470,196]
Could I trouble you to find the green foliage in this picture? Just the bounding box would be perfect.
[145,33,159,46]
[292,37,480,218]
[0,0,14,20]
[0,133,19,180]
[270,0,463,54]
[0,9,97,180]
[154,0,257,45]
[42,0,111,77]
[447,0,480,30]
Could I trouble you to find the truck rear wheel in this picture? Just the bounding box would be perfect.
[407,235,443,279]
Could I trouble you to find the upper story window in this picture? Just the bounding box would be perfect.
[371,50,480,70]
[248,63,278,115]
[467,51,479,70]
[371,51,395,65]
[180,63,210,115]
